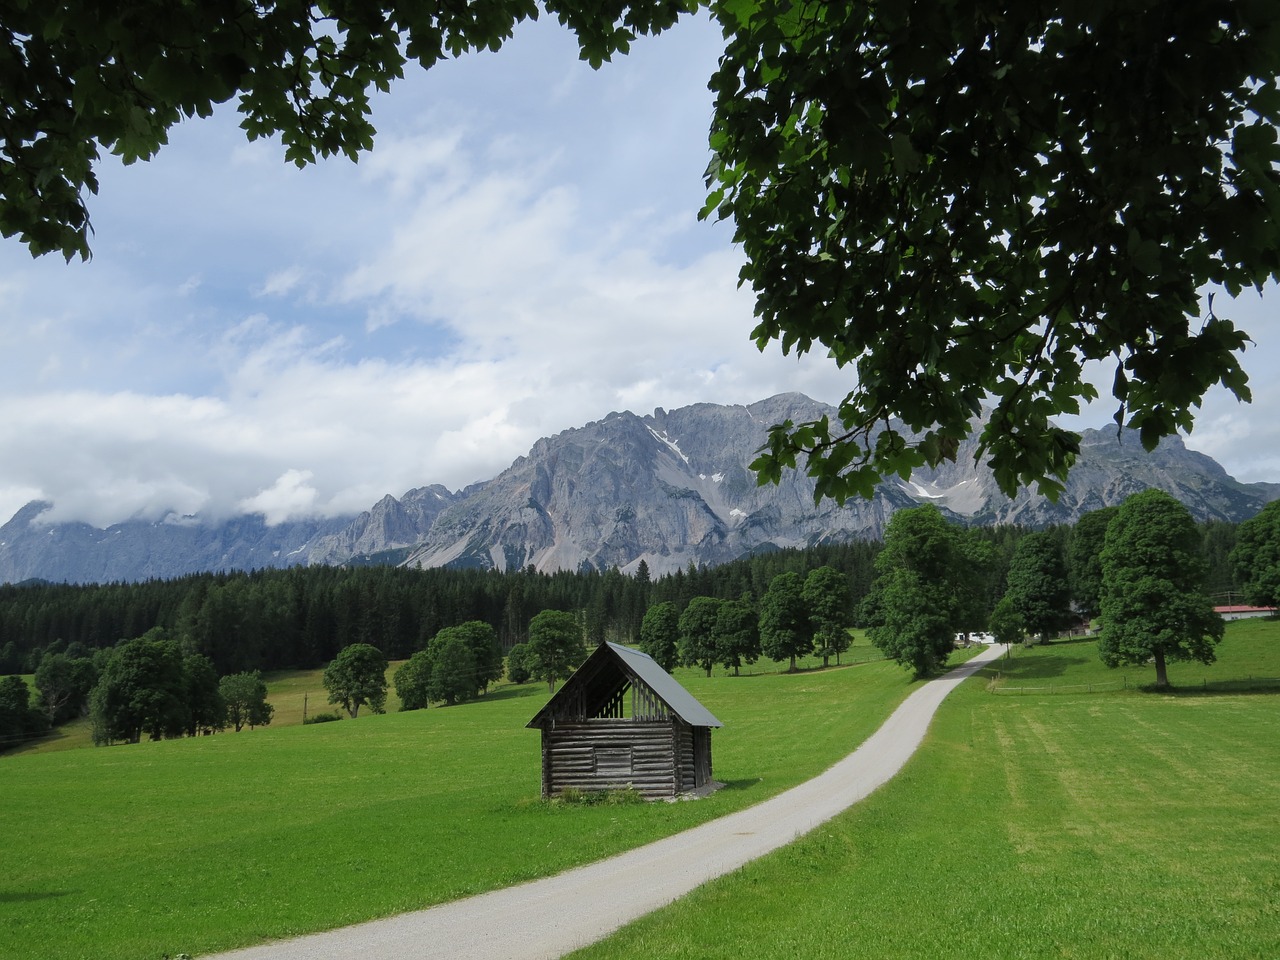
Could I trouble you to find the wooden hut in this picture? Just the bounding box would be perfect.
[527,642,723,800]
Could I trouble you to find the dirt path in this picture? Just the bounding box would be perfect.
[208,644,1004,960]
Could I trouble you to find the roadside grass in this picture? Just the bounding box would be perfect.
[570,622,1280,960]
[0,652,920,960]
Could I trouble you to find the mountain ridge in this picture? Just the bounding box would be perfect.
[1,394,1275,583]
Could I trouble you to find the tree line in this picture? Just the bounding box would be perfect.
[0,628,275,749]
[2,505,1270,748]
[865,495,1279,687]
[0,542,886,676]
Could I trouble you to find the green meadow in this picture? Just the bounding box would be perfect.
[570,624,1280,960]
[4,626,1275,960]
[1,640,913,960]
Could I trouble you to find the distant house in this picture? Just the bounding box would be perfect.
[1214,605,1277,621]
[527,642,723,800]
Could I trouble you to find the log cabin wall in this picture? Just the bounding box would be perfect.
[541,718,695,799]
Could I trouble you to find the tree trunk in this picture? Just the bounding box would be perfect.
[1153,648,1169,688]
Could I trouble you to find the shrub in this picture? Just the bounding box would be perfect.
[302,712,343,725]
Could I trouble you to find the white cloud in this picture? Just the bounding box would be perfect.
[237,469,319,525]
[257,267,304,298]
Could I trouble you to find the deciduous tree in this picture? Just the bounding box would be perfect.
[34,652,97,724]
[639,601,680,671]
[803,566,852,667]
[1068,507,1120,620]
[322,643,388,718]
[867,506,977,678]
[678,596,722,677]
[527,610,586,694]
[425,633,477,706]
[445,620,504,696]
[219,671,275,731]
[1099,490,1223,688]
[505,643,533,685]
[0,675,47,750]
[393,651,433,711]
[713,596,760,676]
[183,653,227,736]
[759,572,811,672]
[987,595,1025,648]
[1001,532,1072,643]
[716,2,1280,502]
[1231,500,1280,608]
[89,632,188,744]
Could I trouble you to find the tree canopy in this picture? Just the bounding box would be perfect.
[218,671,274,731]
[322,642,388,718]
[712,595,759,675]
[718,1,1280,501]
[1099,489,1223,688]
[758,571,810,672]
[89,631,189,743]
[867,505,988,677]
[1000,532,1072,643]
[5,1,1277,498]
[1231,500,1280,607]
[526,609,586,693]
[1067,506,1120,619]
[677,595,722,676]
[803,566,852,666]
[639,600,681,671]
[0,0,694,261]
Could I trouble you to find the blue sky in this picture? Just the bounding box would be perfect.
[2,13,1277,529]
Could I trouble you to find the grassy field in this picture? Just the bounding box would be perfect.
[986,617,1280,692]
[12,634,886,756]
[6,626,1274,959]
[1,642,918,960]
[569,623,1280,960]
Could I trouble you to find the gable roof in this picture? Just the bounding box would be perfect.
[527,641,723,729]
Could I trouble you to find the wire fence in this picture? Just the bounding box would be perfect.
[986,675,1280,696]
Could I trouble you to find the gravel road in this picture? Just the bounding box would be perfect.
[207,644,1004,960]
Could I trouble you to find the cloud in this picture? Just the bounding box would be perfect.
[238,469,319,525]
[257,267,304,298]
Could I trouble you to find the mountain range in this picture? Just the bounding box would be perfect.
[2,393,1275,584]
